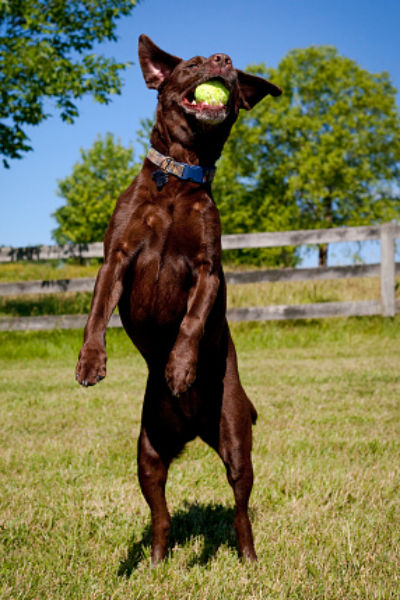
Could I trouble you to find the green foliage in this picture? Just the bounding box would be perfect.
[262,46,400,228]
[52,133,140,244]
[50,46,400,265]
[215,46,400,265]
[0,0,138,167]
[212,70,301,266]
[136,115,154,160]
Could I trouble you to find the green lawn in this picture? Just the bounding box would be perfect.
[0,261,100,282]
[1,262,399,318]
[1,318,399,599]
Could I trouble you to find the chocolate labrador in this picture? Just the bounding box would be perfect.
[76,34,281,564]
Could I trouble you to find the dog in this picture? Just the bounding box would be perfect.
[75,34,281,564]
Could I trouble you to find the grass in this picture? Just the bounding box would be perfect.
[1,318,400,599]
[0,261,97,316]
[0,260,100,282]
[0,291,93,317]
[227,276,391,307]
[1,259,400,317]
[1,276,399,316]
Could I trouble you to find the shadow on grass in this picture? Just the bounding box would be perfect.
[118,501,237,575]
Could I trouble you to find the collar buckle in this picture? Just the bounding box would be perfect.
[160,156,174,172]
[147,147,216,187]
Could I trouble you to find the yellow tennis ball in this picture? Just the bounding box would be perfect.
[194,80,230,106]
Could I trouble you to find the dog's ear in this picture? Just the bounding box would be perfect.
[138,34,182,90]
[236,69,282,109]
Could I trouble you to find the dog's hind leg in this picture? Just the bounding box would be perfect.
[217,332,257,561]
[137,426,171,565]
[223,439,257,561]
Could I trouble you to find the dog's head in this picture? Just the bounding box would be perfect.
[138,35,281,159]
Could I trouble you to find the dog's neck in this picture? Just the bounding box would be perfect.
[149,118,232,167]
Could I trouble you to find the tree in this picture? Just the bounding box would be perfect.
[213,114,300,267]
[136,116,154,160]
[0,0,138,167]
[52,133,140,244]
[215,46,400,265]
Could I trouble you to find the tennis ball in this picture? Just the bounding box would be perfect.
[194,80,230,106]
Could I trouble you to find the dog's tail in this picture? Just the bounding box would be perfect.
[249,399,258,425]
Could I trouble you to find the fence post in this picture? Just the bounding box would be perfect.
[380,223,396,317]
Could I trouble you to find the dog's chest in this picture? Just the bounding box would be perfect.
[123,191,219,324]
[141,191,216,261]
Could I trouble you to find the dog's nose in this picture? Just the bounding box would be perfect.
[209,53,232,74]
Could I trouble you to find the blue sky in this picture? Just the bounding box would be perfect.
[1,0,399,265]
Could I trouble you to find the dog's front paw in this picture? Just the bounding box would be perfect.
[75,343,107,387]
[165,350,197,397]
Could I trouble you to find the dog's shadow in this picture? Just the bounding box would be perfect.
[118,502,237,575]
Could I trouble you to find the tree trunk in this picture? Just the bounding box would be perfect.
[318,243,328,267]
[319,194,332,267]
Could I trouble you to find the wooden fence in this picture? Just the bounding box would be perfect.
[0,223,399,331]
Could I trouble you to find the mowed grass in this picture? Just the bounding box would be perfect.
[1,264,400,317]
[0,261,100,282]
[1,318,400,599]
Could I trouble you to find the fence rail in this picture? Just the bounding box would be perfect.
[1,223,399,331]
[0,223,394,263]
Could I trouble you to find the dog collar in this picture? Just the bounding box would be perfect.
[147,147,216,189]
